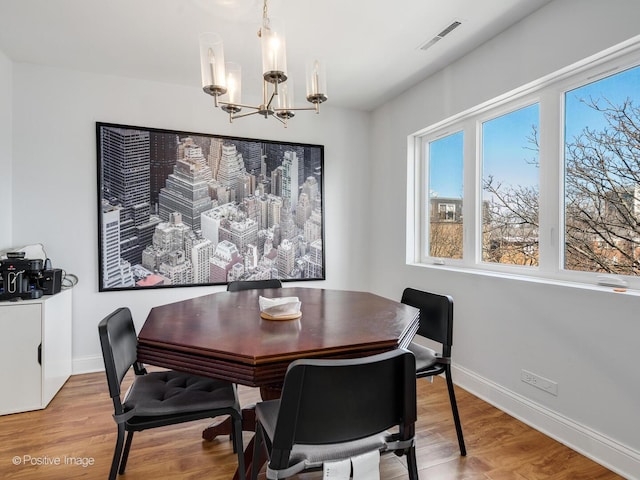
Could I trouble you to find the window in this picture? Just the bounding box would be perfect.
[563,64,640,276]
[410,37,640,288]
[438,203,457,221]
[482,104,539,266]
[426,131,463,259]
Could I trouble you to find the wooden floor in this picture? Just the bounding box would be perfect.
[0,371,623,480]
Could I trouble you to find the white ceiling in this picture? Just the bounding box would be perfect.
[0,0,552,111]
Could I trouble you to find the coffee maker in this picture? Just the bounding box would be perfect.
[0,253,45,300]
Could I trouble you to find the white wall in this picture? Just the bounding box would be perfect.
[369,0,640,477]
[0,48,12,248]
[10,63,370,372]
[6,0,640,477]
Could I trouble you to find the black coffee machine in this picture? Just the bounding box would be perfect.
[0,252,45,300]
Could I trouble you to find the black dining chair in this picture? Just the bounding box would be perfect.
[98,307,246,480]
[227,279,283,291]
[401,287,466,456]
[250,349,419,480]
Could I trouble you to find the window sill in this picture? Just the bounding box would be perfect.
[407,261,640,297]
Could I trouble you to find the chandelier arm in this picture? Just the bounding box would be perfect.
[231,110,263,120]
[218,100,261,111]
[265,91,277,110]
[272,114,286,125]
[274,105,319,112]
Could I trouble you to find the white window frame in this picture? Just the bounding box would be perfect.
[407,34,640,291]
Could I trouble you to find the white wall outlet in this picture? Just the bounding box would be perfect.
[521,369,558,396]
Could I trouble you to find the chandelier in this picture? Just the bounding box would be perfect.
[199,0,327,126]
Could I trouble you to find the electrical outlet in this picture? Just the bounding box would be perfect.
[521,369,558,396]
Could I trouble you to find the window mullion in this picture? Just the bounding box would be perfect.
[465,120,480,266]
[537,91,562,276]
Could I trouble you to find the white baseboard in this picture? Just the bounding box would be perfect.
[453,364,639,480]
[72,355,104,375]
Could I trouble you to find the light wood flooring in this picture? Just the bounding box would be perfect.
[0,371,624,479]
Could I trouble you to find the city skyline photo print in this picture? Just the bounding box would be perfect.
[96,122,325,291]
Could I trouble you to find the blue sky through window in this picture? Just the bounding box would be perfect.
[428,65,640,204]
[429,131,463,198]
[565,64,640,143]
[482,104,539,193]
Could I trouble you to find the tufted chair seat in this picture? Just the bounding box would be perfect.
[124,371,238,419]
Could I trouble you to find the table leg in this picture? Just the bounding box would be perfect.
[202,407,256,441]
[203,385,281,479]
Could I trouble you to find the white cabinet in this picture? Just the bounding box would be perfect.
[0,288,72,415]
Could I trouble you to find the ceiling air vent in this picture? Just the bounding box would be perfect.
[419,20,462,51]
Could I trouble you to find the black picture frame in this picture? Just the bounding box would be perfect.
[96,122,325,291]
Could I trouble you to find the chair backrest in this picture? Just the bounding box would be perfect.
[227,279,283,292]
[98,307,138,399]
[270,349,416,459]
[401,288,454,348]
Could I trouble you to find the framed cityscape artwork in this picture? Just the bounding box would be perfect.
[96,122,325,291]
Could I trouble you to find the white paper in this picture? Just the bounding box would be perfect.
[323,458,351,480]
[258,296,301,317]
[351,449,380,480]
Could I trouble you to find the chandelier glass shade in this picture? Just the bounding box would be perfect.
[199,0,327,126]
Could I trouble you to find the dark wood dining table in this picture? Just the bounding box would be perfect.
[136,287,419,479]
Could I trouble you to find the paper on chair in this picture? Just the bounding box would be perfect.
[351,449,380,480]
[258,296,302,317]
[323,458,351,480]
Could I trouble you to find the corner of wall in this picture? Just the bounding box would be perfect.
[0,48,13,248]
